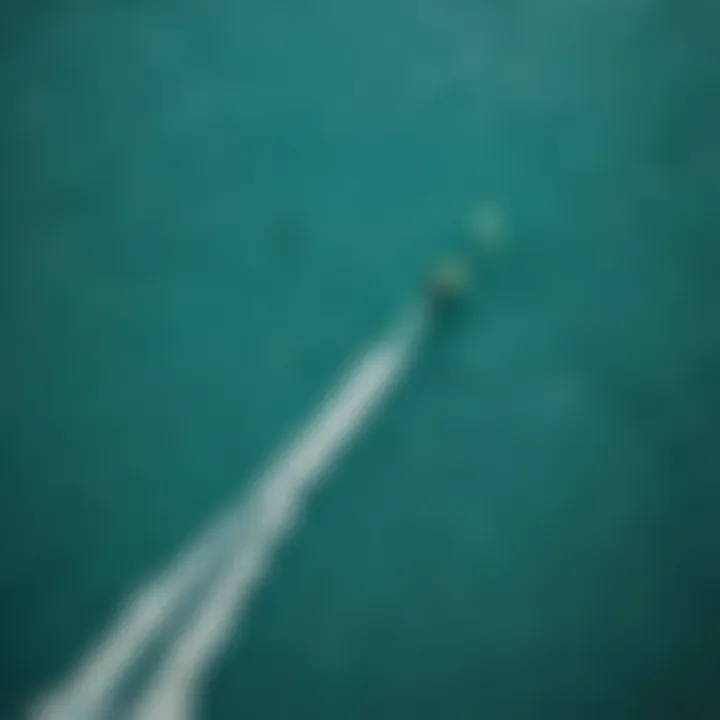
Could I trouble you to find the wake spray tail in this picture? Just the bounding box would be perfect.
[31,302,430,720]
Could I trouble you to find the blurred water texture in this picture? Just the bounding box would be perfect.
[1,0,719,718]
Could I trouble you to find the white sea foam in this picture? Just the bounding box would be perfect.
[31,304,428,720]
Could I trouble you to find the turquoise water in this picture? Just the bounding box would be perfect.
[2,1,720,717]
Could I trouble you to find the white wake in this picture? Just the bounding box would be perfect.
[31,303,428,720]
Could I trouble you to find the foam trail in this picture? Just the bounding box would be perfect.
[30,490,251,720]
[131,303,427,720]
[31,303,428,720]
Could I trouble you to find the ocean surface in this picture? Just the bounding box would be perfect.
[2,0,720,718]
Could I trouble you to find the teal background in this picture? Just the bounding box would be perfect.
[2,1,720,717]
